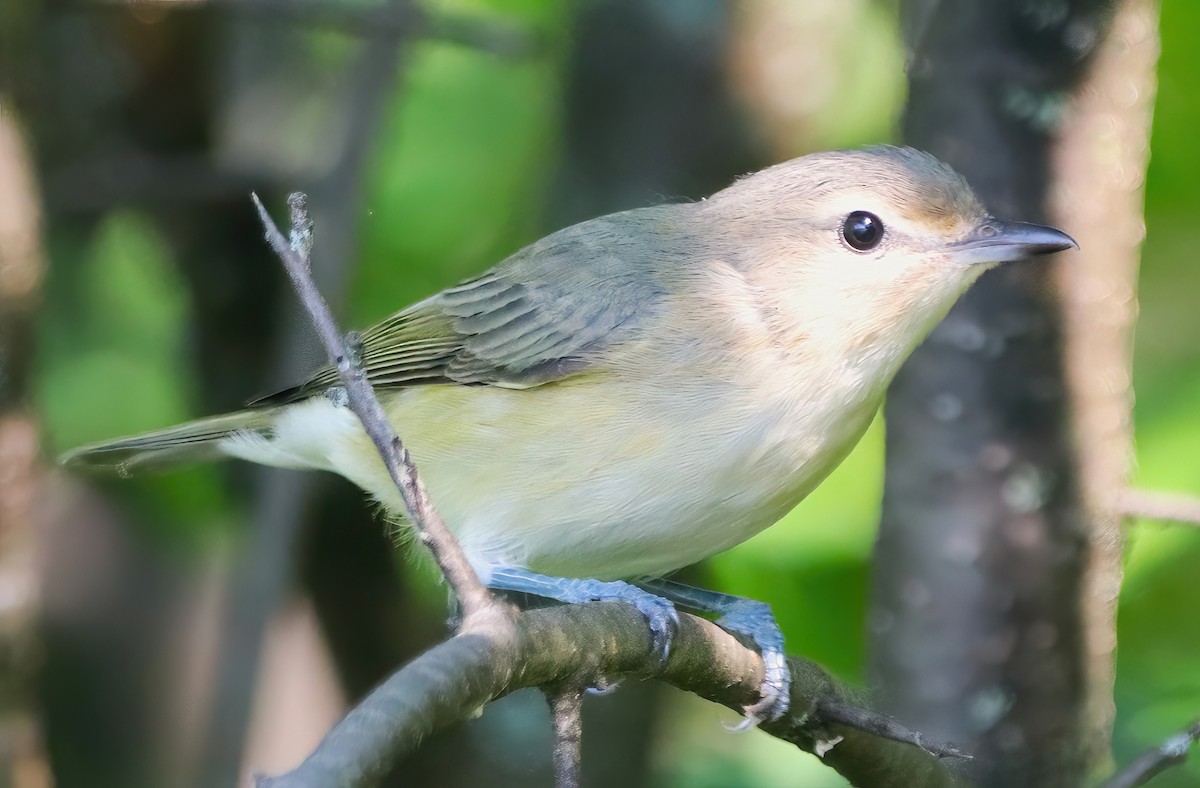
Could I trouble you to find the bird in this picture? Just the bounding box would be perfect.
[62,145,1076,724]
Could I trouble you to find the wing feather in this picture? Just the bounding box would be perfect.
[250,207,680,406]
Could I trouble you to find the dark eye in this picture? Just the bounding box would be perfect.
[841,211,884,252]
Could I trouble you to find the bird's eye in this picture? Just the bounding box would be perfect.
[841,211,884,252]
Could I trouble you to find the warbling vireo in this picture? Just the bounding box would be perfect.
[62,146,1076,723]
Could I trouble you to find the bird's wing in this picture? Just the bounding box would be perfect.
[250,211,673,406]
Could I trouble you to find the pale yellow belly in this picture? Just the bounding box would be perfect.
[289,373,878,582]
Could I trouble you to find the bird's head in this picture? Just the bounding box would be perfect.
[702,145,1076,363]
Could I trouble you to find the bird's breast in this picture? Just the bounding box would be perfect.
[324,349,886,581]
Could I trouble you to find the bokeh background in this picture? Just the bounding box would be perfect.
[2,0,1197,785]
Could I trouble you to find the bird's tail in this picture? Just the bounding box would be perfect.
[59,409,276,475]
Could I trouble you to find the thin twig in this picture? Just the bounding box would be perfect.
[817,699,969,760]
[197,14,414,781]
[256,603,970,788]
[250,192,496,623]
[1101,720,1200,788]
[548,689,584,788]
[1120,489,1200,528]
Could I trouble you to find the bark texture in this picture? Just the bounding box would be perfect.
[871,1,1120,785]
[258,602,970,788]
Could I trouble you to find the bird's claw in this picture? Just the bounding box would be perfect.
[725,647,790,731]
[716,599,791,727]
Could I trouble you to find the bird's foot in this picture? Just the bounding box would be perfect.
[638,580,792,727]
[715,598,790,728]
[486,567,680,665]
[556,577,680,664]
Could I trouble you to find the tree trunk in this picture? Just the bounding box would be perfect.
[870,2,1120,785]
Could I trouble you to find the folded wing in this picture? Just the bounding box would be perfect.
[252,208,676,405]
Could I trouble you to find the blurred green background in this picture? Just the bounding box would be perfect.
[22,0,1200,785]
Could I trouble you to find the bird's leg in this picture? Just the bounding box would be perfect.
[638,578,790,727]
[487,567,680,663]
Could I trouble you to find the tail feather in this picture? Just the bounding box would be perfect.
[60,409,276,475]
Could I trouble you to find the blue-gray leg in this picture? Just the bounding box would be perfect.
[487,567,680,663]
[639,578,790,726]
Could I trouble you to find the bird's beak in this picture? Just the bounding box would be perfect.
[950,220,1079,266]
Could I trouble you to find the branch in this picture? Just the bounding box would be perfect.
[1101,720,1200,788]
[818,699,968,760]
[1120,489,1200,528]
[251,192,496,623]
[198,14,415,780]
[1050,0,1158,775]
[255,602,970,788]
